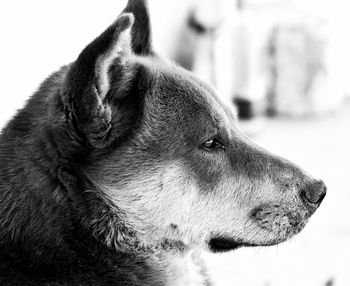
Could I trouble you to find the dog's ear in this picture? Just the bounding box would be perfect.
[62,14,135,148]
[123,0,152,55]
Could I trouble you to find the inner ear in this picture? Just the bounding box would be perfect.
[78,13,134,99]
[61,13,135,148]
[122,0,152,55]
[95,16,133,99]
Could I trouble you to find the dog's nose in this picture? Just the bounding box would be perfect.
[300,180,327,207]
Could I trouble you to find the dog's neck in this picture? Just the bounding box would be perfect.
[0,161,210,285]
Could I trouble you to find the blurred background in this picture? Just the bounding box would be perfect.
[0,0,349,285]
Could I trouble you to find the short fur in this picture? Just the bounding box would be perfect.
[0,0,326,285]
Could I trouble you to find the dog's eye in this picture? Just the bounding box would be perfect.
[202,138,225,151]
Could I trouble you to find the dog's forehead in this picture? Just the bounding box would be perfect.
[191,75,238,129]
[148,58,237,130]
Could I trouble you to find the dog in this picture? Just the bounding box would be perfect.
[0,0,326,285]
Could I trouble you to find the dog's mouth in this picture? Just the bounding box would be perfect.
[208,237,257,253]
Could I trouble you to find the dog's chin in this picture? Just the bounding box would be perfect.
[208,237,258,253]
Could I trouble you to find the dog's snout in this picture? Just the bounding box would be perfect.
[300,180,327,207]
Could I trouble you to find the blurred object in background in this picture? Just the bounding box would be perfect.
[266,9,331,117]
[161,0,350,120]
[173,0,234,88]
[188,0,223,86]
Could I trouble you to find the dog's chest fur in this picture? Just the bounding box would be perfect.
[166,250,211,286]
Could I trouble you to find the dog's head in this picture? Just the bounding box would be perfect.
[59,0,326,253]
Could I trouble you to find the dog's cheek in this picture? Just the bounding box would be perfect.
[182,151,230,195]
[94,161,204,244]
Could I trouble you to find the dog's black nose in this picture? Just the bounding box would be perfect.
[300,180,327,207]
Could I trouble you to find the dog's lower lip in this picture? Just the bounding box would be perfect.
[208,237,256,253]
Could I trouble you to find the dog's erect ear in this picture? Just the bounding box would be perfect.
[62,14,135,148]
[122,0,152,55]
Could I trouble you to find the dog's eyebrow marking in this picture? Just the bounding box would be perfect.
[200,90,235,137]
[187,70,238,118]
[184,71,238,135]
